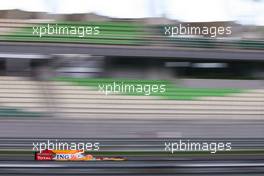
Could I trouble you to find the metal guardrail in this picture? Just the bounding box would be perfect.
[0,138,264,151]
[1,42,264,61]
[0,160,264,175]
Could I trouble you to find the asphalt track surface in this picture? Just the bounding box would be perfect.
[0,118,264,175]
[0,159,264,175]
[0,118,263,138]
[0,42,264,61]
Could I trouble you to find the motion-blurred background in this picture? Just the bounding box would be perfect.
[0,0,263,175]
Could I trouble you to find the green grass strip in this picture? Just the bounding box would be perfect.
[55,77,243,100]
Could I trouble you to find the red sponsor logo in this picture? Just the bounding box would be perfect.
[35,149,54,161]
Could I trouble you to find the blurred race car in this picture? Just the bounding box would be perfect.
[35,149,126,161]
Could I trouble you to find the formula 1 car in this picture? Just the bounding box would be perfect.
[35,149,126,161]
